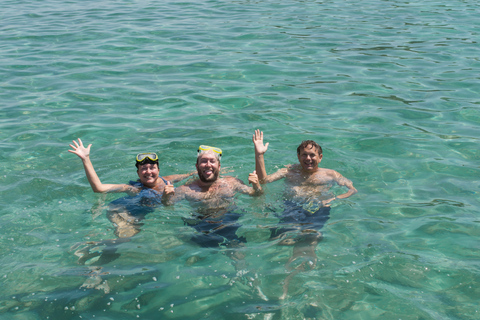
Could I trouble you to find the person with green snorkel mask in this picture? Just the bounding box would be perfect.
[162,145,262,270]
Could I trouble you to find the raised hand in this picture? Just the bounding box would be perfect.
[252,129,269,155]
[68,138,92,161]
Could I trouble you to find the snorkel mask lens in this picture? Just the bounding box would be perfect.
[136,153,158,162]
[197,145,222,157]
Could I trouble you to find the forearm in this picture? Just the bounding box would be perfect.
[81,157,107,193]
[255,153,268,183]
[80,158,130,193]
[167,172,194,183]
[251,182,263,196]
[335,186,357,200]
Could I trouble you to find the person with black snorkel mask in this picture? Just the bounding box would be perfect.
[68,138,193,264]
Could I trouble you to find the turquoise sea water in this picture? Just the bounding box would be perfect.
[1,0,480,318]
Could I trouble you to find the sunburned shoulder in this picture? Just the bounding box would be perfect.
[176,183,198,193]
[317,167,338,175]
[220,175,238,181]
[310,167,343,179]
[285,164,299,171]
[219,175,244,185]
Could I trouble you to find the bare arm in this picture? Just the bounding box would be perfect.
[247,170,263,196]
[263,167,289,184]
[334,174,357,199]
[231,172,263,196]
[322,171,357,206]
[164,171,196,183]
[161,182,186,206]
[252,129,269,183]
[68,139,138,195]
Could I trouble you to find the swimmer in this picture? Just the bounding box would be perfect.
[68,139,193,260]
[162,145,263,270]
[68,138,192,197]
[252,129,357,299]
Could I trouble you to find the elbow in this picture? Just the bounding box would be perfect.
[350,187,358,196]
[92,186,108,193]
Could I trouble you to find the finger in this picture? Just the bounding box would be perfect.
[265,142,269,150]
[72,140,79,148]
[78,138,83,146]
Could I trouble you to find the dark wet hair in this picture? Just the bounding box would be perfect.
[135,158,159,169]
[297,140,322,155]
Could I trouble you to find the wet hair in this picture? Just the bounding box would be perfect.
[196,150,221,165]
[297,140,322,155]
[135,158,159,169]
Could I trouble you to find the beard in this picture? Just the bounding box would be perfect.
[197,167,220,183]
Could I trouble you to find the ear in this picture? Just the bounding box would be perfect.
[319,154,323,161]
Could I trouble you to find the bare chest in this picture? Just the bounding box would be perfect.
[285,171,333,187]
[187,182,236,201]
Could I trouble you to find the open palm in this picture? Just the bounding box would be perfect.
[68,138,92,160]
[253,129,269,155]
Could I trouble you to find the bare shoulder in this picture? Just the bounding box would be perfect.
[221,175,243,184]
[178,181,202,193]
[318,168,353,184]
[285,164,299,171]
[284,164,301,175]
[313,168,342,179]
[320,168,341,176]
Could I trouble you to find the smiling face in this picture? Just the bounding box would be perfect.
[297,144,322,173]
[196,151,221,183]
[137,163,160,187]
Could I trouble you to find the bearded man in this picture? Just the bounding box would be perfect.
[162,145,262,259]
